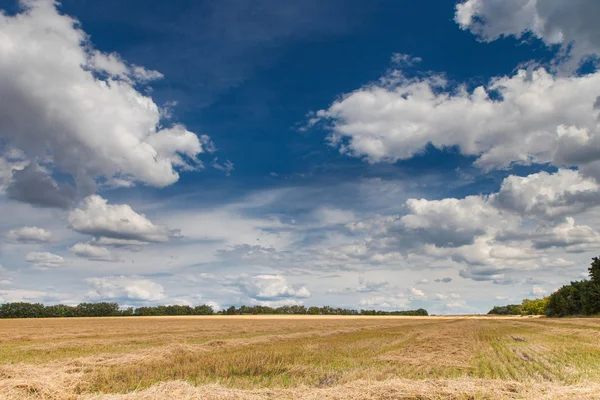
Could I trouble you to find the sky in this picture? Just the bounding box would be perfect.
[1,0,600,314]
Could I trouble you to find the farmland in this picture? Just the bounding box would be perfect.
[1,316,600,399]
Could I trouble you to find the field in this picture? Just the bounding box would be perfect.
[1,316,600,399]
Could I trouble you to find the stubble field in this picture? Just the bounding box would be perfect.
[1,316,600,399]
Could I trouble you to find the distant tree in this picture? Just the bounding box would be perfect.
[521,298,548,315]
[488,304,521,315]
[0,302,427,318]
[194,305,214,315]
[545,283,585,317]
[307,306,320,315]
[225,306,237,315]
[120,307,134,316]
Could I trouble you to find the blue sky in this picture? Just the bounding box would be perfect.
[1,0,600,314]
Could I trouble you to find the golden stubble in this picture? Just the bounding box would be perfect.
[1,316,600,399]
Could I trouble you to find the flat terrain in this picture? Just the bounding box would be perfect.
[1,316,600,399]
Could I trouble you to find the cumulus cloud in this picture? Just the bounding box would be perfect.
[401,196,512,248]
[25,251,64,269]
[85,276,165,301]
[232,274,310,301]
[68,195,175,243]
[491,169,600,221]
[531,218,600,251]
[0,0,212,199]
[314,64,600,176]
[4,226,51,244]
[69,243,117,262]
[342,168,598,283]
[455,0,600,70]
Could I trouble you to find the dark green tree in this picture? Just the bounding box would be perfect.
[590,257,600,283]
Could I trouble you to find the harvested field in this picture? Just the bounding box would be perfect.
[1,316,600,399]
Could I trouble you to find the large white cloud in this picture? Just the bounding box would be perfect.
[342,169,600,283]
[455,0,600,70]
[400,196,515,248]
[85,276,165,301]
[68,195,175,243]
[491,169,600,221]
[314,65,600,176]
[0,0,212,197]
[4,226,51,244]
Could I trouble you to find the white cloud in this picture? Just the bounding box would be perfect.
[390,53,422,66]
[0,288,65,303]
[401,196,513,247]
[446,301,467,309]
[4,226,51,244]
[85,276,165,301]
[69,242,116,262]
[455,0,600,70]
[233,274,310,301]
[204,300,222,311]
[0,0,212,198]
[248,298,306,307]
[491,169,600,221]
[532,217,600,251]
[312,208,357,227]
[359,295,409,309]
[531,285,548,297]
[434,293,461,301]
[68,195,175,243]
[409,287,426,299]
[25,251,64,269]
[341,168,600,284]
[212,158,234,176]
[315,64,600,175]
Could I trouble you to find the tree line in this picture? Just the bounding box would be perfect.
[221,305,428,316]
[0,302,428,318]
[489,257,600,317]
[0,302,216,318]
